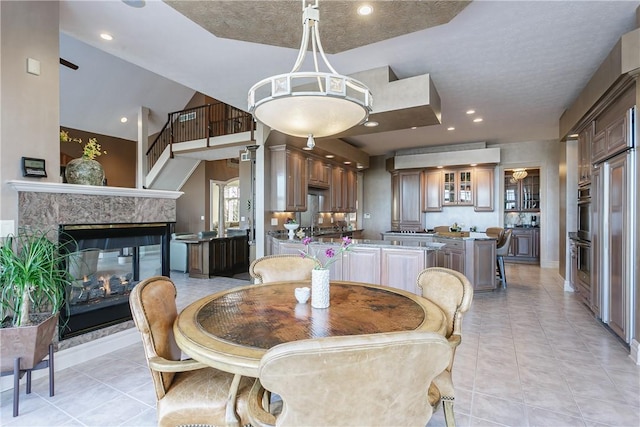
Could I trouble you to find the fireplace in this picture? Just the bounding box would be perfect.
[58,222,172,340]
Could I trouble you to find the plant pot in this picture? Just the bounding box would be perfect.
[0,313,58,371]
[65,158,104,185]
[311,268,330,309]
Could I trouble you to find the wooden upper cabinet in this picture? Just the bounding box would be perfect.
[344,168,357,212]
[308,158,330,189]
[504,169,539,212]
[579,123,593,183]
[442,169,473,206]
[591,128,606,165]
[390,172,400,229]
[330,166,344,212]
[269,145,308,212]
[398,170,423,229]
[606,113,630,157]
[592,88,634,164]
[473,167,494,212]
[422,169,442,212]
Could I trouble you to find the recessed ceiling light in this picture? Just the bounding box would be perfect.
[363,121,378,127]
[470,163,477,167]
[325,154,335,159]
[436,166,443,169]
[447,126,455,131]
[344,161,352,165]
[411,126,417,130]
[100,33,113,41]
[357,5,373,16]
[120,117,128,123]
[473,118,483,123]
[569,133,579,138]
[466,110,475,115]
[302,146,313,151]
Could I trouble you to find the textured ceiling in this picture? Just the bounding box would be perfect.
[165,1,471,54]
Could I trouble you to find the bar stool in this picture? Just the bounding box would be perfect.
[496,229,513,288]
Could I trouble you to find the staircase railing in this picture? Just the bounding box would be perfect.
[146,102,255,172]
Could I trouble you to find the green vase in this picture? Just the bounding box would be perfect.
[65,158,104,186]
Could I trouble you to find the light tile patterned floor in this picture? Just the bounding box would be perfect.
[2,266,639,426]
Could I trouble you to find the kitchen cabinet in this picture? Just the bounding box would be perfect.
[443,169,473,206]
[504,169,540,212]
[380,247,426,294]
[186,234,249,278]
[433,237,497,291]
[422,169,442,212]
[342,246,381,284]
[308,157,331,189]
[473,167,494,212]
[505,227,539,264]
[592,90,634,164]
[390,170,423,231]
[328,166,356,213]
[269,145,308,212]
[344,168,357,212]
[590,166,601,315]
[578,123,593,184]
[472,240,498,290]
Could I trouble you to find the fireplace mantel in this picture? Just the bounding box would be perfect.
[7,180,182,199]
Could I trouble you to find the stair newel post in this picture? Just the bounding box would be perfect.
[169,112,174,159]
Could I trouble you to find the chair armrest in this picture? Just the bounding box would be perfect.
[248,379,277,427]
[148,356,207,372]
[447,334,461,349]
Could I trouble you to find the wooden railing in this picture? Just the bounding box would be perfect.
[146,102,254,172]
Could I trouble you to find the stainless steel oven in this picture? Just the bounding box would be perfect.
[577,185,591,241]
[575,239,591,288]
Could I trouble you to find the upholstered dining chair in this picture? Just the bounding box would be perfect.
[247,331,451,427]
[485,226,504,241]
[496,228,513,288]
[249,254,316,284]
[129,276,253,427]
[417,267,474,427]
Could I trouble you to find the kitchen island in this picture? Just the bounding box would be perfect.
[267,232,496,293]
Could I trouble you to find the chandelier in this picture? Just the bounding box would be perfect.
[247,0,373,149]
[512,168,528,181]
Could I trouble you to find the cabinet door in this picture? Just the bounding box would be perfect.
[342,247,381,284]
[287,151,307,211]
[473,240,496,290]
[344,169,357,212]
[398,170,423,229]
[606,113,630,157]
[308,158,330,188]
[330,166,344,211]
[422,169,442,212]
[580,123,593,182]
[445,249,465,275]
[457,170,473,205]
[473,167,494,212]
[504,175,519,211]
[513,230,534,257]
[380,248,425,294]
[520,172,540,211]
[443,171,456,205]
[591,129,606,164]
[390,172,400,229]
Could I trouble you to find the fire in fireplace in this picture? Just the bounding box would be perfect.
[59,222,172,340]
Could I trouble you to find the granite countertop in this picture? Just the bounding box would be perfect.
[272,235,445,250]
[381,231,496,241]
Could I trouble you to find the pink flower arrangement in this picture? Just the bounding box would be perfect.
[299,236,353,270]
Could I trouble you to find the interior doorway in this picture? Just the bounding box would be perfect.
[210,178,240,235]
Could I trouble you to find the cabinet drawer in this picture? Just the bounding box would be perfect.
[435,238,464,250]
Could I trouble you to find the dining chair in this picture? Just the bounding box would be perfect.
[416,267,474,427]
[249,254,316,284]
[247,331,451,427]
[484,226,504,241]
[496,228,513,288]
[129,276,253,427]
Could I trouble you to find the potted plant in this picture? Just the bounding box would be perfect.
[60,130,107,185]
[0,227,74,373]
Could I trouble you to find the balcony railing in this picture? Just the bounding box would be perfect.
[146,102,254,172]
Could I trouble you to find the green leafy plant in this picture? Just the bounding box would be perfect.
[0,228,74,327]
[60,130,107,160]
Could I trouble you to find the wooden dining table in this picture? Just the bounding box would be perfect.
[174,280,447,378]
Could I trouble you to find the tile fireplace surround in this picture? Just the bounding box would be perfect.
[5,180,182,352]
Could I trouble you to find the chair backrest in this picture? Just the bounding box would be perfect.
[485,227,504,242]
[434,226,450,232]
[416,267,473,338]
[249,255,316,284]
[258,331,451,426]
[129,276,181,400]
[496,228,513,255]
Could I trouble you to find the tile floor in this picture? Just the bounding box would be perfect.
[1,265,639,427]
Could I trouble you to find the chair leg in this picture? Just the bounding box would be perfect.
[497,255,507,288]
[443,399,456,427]
[13,357,20,417]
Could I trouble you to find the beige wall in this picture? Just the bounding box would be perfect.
[60,127,136,188]
[0,1,60,226]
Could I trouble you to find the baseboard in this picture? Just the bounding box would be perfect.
[631,339,640,365]
[1,328,140,392]
[564,279,575,292]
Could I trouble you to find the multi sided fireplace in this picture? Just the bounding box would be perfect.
[59,222,172,340]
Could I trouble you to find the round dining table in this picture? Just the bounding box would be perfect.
[174,280,447,378]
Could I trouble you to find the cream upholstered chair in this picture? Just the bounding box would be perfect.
[496,228,513,288]
[129,276,253,427]
[247,331,451,427]
[249,254,316,284]
[417,267,474,427]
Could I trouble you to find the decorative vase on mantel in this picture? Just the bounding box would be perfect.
[65,158,104,186]
[311,268,331,309]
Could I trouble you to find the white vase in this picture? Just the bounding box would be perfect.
[311,268,330,309]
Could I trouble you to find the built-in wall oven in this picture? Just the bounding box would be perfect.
[575,239,591,290]
[577,184,591,242]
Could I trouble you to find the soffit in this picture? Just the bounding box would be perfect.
[164,0,471,54]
